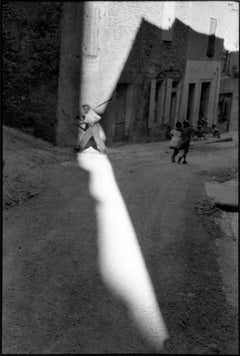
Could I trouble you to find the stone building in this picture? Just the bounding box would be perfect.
[57,1,239,146]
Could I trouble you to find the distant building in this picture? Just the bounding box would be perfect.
[181,1,239,133]
[57,1,239,146]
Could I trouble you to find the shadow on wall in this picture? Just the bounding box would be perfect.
[57,10,237,146]
[3,3,237,145]
[101,17,189,145]
[98,17,226,145]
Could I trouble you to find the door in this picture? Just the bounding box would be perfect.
[154,81,162,123]
[113,83,127,142]
[186,83,195,124]
[169,91,177,128]
[199,81,211,119]
[218,93,232,132]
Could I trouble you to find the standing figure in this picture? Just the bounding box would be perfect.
[75,114,90,151]
[177,121,198,164]
[169,121,183,163]
[77,104,107,154]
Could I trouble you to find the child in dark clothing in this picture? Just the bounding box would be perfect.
[177,121,198,164]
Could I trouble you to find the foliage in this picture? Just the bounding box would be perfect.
[2,1,62,143]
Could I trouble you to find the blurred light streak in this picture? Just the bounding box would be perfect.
[77,147,168,350]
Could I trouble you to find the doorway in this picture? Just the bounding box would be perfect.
[113,83,128,142]
[199,81,211,119]
[169,91,177,128]
[218,93,232,132]
[153,81,162,123]
[186,83,195,124]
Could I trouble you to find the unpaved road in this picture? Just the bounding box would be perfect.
[3,140,238,354]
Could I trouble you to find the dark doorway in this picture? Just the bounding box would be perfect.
[113,83,128,142]
[186,83,195,124]
[218,93,232,132]
[169,91,177,128]
[154,81,162,123]
[199,81,211,118]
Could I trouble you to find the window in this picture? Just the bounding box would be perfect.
[207,18,217,57]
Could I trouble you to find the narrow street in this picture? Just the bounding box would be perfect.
[3,139,238,354]
[2,1,239,354]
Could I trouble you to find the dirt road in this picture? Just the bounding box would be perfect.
[3,138,238,354]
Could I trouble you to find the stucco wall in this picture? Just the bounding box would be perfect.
[186,1,239,61]
[220,78,239,131]
[180,60,221,126]
[131,17,189,140]
[80,1,190,143]
[187,28,223,62]
[179,1,239,129]
[56,1,238,145]
[188,1,239,53]
[80,1,165,110]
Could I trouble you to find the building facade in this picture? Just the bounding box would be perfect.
[57,1,239,146]
[180,1,239,132]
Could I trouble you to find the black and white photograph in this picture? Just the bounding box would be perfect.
[2,1,239,354]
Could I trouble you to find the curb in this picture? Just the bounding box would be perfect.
[205,137,233,145]
[214,202,238,212]
[205,181,238,212]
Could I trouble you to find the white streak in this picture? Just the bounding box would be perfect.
[77,148,168,349]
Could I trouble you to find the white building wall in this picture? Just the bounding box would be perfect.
[80,1,165,112]
[180,60,221,125]
[188,1,239,52]
[179,1,238,127]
